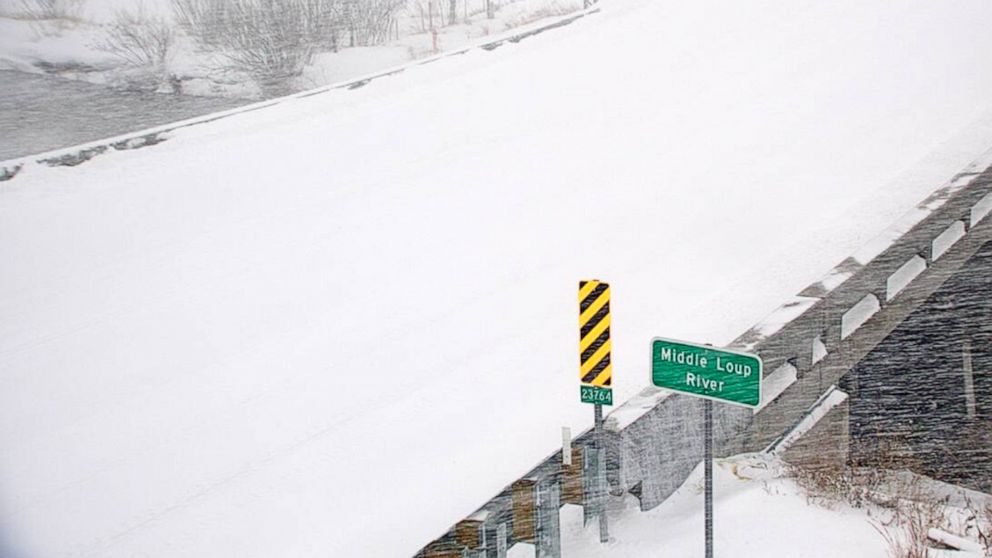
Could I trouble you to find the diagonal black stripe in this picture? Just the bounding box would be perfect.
[581,353,611,384]
[580,327,611,364]
[580,302,610,339]
[603,376,612,387]
[579,283,608,313]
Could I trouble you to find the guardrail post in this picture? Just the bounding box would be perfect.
[562,447,583,504]
[511,479,537,545]
[581,442,608,537]
[455,519,485,557]
[423,540,462,558]
[581,444,596,526]
[535,480,562,558]
[495,522,508,558]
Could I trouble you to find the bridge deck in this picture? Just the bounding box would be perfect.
[3,1,992,557]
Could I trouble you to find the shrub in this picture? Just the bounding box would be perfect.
[964,498,992,556]
[871,491,950,558]
[787,458,885,510]
[173,0,336,96]
[97,8,174,69]
[172,0,405,96]
[332,0,403,47]
[17,0,83,20]
[6,0,85,35]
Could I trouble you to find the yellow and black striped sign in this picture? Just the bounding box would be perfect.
[579,280,612,404]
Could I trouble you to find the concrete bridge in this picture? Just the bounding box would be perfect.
[5,64,986,558]
[3,5,991,556]
[842,239,992,492]
[415,156,992,557]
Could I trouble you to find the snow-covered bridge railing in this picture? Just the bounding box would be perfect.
[414,154,992,557]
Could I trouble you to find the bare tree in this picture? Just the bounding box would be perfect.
[171,0,224,49]
[17,0,83,19]
[98,8,174,69]
[95,7,175,91]
[173,0,346,97]
[172,0,402,96]
[412,0,428,32]
[12,0,84,35]
[338,0,404,47]
[300,0,345,51]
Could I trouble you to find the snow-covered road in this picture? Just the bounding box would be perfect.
[3,1,992,556]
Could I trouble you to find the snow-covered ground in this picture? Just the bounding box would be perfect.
[558,454,990,558]
[3,0,992,557]
[562,455,889,558]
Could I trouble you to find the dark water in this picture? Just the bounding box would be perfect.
[0,70,246,161]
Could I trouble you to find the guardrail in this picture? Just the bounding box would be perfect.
[413,154,992,557]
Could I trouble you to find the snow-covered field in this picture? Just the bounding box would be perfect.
[3,0,992,557]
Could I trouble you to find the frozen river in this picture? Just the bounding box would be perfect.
[0,70,244,161]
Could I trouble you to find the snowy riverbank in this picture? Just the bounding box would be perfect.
[0,0,588,99]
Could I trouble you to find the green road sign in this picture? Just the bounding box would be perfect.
[651,338,762,408]
[580,385,613,405]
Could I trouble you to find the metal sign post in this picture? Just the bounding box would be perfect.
[704,398,713,558]
[650,337,762,557]
[594,403,608,544]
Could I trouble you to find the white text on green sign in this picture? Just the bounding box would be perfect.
[651,338,762,407]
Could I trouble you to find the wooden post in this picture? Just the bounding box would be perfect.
[562,447,584,505]
[512,479,537,544]
[423,540,463,558]
[455,519,484,550]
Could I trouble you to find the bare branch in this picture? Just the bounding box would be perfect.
[97,7,175,69]
[17,0,83,20]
